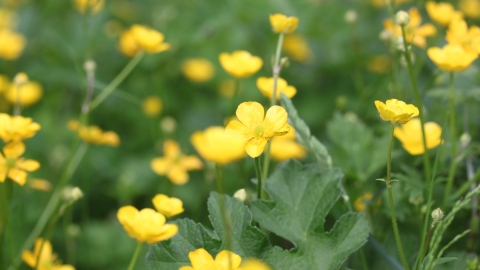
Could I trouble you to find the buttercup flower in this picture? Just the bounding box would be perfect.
[226,102,289,158]
[0,141,40,186]
[142,96,163,117]
[383,7,436,48]
[425,1,463,26]
[29,179,52,192]
[190,126,245,165]
[460,0,480,18]
[182,58,215,83]
[270,125,306,162]
[119,24,170,57]
[427,44,478,71]
[269,14,299,34]
[256,77,297,100]
[5,81,43,107]
[394,118,442,155]
[374,99,419,124]
[68,120,120,147]
[0,113,41,142]
[22,238,75,270]
[73,0,104,14]
[446,19,480,54]
[179,248,242,270]
[152,194,184,218]
[354,192,381,212]
[218,51,263,79]
[0,29,26,60]
[282,34,313,63]
[240,259,272,270]
[117,206,178,244]
[150,140,203,185]
[366,55,392,74]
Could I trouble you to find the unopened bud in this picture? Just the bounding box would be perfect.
[395,36,406,52]
[431,208,444,222]
[13,72,28,85]
[379,29,392,42]
[344,10,358,23]
[460,133,471,149]
[160,116,177,134]
[395,10,410,26]
[63,186,83,201]
[83,59,96,72]
[234,189,247,202]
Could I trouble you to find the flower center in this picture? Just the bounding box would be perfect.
[6,158,16,169]
[254,126,265,137]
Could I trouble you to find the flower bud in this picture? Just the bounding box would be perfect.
[233,188,247,202]
[13,72,28,85]
[395,10,410,26]
[344,10,358,23]
[379,29,392,42]
[83,59,96,72]
[63,186,83,201]
[161,116,177,134]
[431,208,444,221]
[460,133,471,149]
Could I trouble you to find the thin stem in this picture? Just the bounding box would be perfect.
[90,52,144,111]
[421,225,435,260]
[254,157,263,200]
[385,124,410,270]
[80,60,96,125]
[127,242,143,270]
[444,72,457,204]
[261,141,272,181]
[215,164,224,194]
[228,79,241,117]
[14,83,22,116]
[359,247,369,270]
[400,25,431,185]
[271,33,284,106]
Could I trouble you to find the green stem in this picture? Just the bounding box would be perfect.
[254,157,263,200]
[421,225,435,261]
[127,242,143,270]
[270,33,284,106]
[90,52,145,111]
[359,247,369,270]
[228,79,241,117]
[400,25,432,186]
[261,141,272,181]
[444,72,457,204]
[386,124,410,270]
[214,164,224,194]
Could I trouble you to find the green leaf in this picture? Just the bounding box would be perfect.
[250,160,369,270]
[433,257,458,266]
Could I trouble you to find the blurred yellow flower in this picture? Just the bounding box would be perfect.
[0,74,10,93]
[179,248,242,270]
[427,44,478,71]
[354,192,381,212]
[5,81,43,107]
[394,118,442,155]
[218,79,236,97]
[371,0,412,8]
[152,194,184,218]
[282,34,313,63]
[190,126,245,165]
[73,0,104,14]
[460,0,480,18]
[68,120,120,147]
[151,140,203,185]
[142,96,163,117]
[22,238,75,270]
[0,113,41,142]
[270,125,307,162]
[256,77,297,100]
[219,51,263,79]
[240,259,272,270]
[446,19,480,54]
[226,102,289,158]
[0,29,26,60]
[425,1,463,26]
[0,141,40,186]
[119,24,170,57]
[383,7,436,48]
[181,58,215,83]
[29,179,52,192]
[374,99,419,124]
[366,55,392,74]
[269,14,299,34]
[117,206,178,244]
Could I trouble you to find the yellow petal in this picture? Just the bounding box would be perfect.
[16,158,40,172]
[181,155,203,170]
[264,105,288,136]
[236,102,265,129]
[117,205,139,225]
[245,137,268,158]
[163,140,181,157]
[8,168,27,185]
[189,248,215,270]
[215,250,242,269]
[147,223,178,244]
[151,157,170,175]
[167,165,189,185]
[152,194,185,218]
[225,120,250,137]
[3,141,25,158]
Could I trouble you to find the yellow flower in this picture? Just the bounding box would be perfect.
[117,206,178,244]
[425,1,463,26]
[0,113,41,142]
[22,238,75,270]
[218,51,263,79]
[269,14,299,34]
[427,44,478,71]
[374,99,419,124]
[152,194,184,218]
[366,55,392,74]
[0,74,10,93]
[383,7,436,48]
[0,141,40,186]
[0,29,26,60]
[446,19,480,54]
[371,0,412,8]
[270,125,307,162]
[119,24,170,57]
[142,96,163,117]
[282,34,313,63]
[394,118,442,155]
[354,192,381,212]
[226,102,289,158]
[181,58,215,83]
[179,248,242,270]
[5,81,43,107]
[460,0,480,18]
[256,77,297,100]
[29,179,52,192]
[240,259,272,270]
[190,126,246,165]
[150,140,203,185]
[73,0,104,14]
[68,120,120,147]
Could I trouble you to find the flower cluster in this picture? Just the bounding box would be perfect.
[0,73,43,107]
[119,24,170,57]
[68,120,120,147]
[180,248,271,270]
